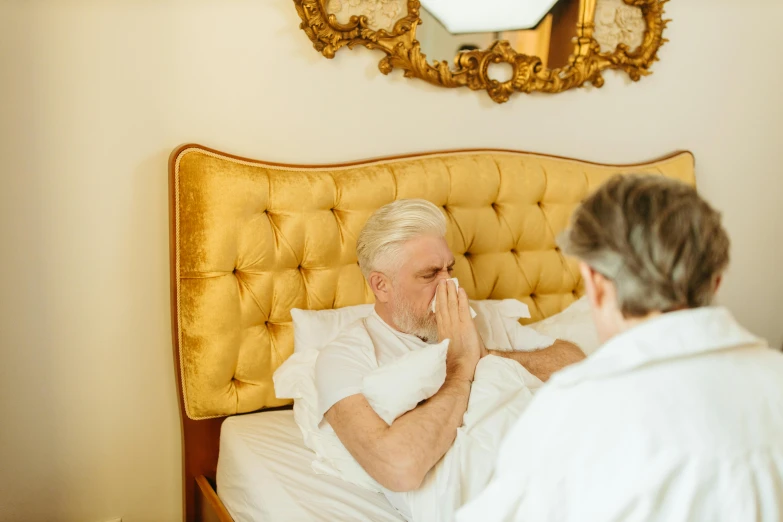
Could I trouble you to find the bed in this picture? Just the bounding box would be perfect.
[168,144,695,522]
[217,410,404,521]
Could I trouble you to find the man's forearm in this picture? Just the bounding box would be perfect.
[491,340,585,382]
[382,375,471,487]
[326,373,472,492]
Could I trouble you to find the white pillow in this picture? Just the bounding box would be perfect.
[528,296,601,354]
[362,341,449,425]
[291,304,374,353]
[471,299,554,352]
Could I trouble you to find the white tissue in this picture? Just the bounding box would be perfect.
[430,278,478,318]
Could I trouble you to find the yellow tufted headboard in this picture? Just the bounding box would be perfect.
[170,145,695,421]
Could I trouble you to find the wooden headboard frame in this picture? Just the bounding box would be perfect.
[168,144,695,522]
[169,145,229,522]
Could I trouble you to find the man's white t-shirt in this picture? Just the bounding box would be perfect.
[315,309,431,420]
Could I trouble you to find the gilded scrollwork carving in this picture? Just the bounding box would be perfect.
[293,0,670,103]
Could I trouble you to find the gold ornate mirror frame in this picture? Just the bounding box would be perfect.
[293,0,670,103]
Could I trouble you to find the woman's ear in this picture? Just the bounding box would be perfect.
[579,261,602,308]
[368,271,392,303]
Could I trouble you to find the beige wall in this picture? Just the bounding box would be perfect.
[0,1,781,521]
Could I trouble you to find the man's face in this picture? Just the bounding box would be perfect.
[387,235,455,342]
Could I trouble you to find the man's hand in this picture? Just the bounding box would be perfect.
[490,340,585,382]
[435,280,484,382]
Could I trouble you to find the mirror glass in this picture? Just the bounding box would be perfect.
[417,0,582,70]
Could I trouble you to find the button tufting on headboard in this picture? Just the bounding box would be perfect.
[171,146,696,419]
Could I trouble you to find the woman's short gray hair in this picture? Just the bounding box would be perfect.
[357,199,447,280]
[559,174,730,317]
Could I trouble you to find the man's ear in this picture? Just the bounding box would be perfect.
[579,261,604,308]
[368,271,392,303]
[714,274,723,294]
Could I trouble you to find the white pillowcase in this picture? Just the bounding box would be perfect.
[290,304,374,353]
[471,299,554,352]
[528,296,601,355]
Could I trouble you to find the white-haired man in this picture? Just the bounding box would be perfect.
[314,199,584,511]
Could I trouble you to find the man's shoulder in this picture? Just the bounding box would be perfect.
[314,316,379,414]
[316,316,377,368]
[322,316,374,350]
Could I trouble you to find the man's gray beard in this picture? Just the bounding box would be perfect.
[390,297,439,343]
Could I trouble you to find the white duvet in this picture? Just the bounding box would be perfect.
[365,348,544,522]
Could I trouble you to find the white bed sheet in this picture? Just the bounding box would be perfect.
[217,409,405,522]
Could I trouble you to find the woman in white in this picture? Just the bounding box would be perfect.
[458,174,783,522]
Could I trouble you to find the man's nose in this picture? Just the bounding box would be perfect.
[435,271,451,284]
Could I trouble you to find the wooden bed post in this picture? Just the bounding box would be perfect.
[170,146,233,522]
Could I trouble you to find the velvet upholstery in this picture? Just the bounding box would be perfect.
[171,147,695,419]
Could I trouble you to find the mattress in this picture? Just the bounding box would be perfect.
[216,409,405,522]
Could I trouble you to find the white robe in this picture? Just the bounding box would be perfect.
[457,307,783,522]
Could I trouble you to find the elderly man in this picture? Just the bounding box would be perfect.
[314,199,584,511]
[458,175,783,522]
